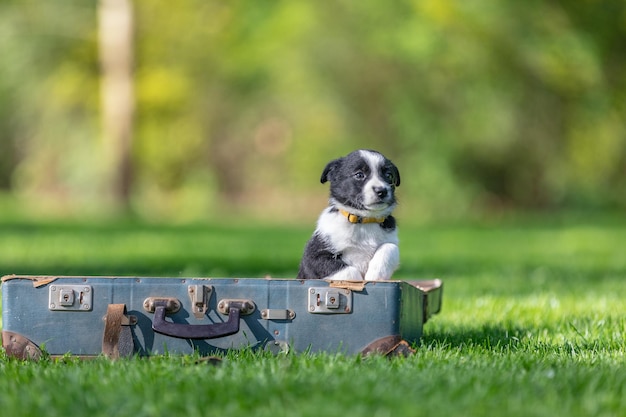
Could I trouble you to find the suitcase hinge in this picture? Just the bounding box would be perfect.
[261,309,295,320]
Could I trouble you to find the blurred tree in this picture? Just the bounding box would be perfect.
[0,81,19,190]
[0,0,624,219]
[0,1,101,206]
[310,0,626,212]
[98,0,135,209]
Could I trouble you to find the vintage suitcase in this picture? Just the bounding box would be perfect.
[1,275,442,359]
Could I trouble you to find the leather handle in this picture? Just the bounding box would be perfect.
[151,300,241,339]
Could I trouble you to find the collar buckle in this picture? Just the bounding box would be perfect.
[339,209,386,224]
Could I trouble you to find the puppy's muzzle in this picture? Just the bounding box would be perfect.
[374,186,389,199]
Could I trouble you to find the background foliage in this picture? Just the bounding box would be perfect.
[1,0,625,221]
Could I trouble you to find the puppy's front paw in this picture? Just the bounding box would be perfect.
[364,243,400,281]
[326,267,364,281]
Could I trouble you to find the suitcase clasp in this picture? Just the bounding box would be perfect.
[49,285,93,311]
[308,287,352,314]
[188,285,213,319]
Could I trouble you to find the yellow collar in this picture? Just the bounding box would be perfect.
[339,209,387,224]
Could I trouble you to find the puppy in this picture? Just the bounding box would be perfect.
[297,149,401,281]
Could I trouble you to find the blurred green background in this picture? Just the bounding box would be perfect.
[1,0,625,222]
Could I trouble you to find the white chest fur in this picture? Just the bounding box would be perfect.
[316,208,399,279]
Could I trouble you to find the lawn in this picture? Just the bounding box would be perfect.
[1,213,625,417]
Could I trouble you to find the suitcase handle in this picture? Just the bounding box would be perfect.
[151,300,241,339]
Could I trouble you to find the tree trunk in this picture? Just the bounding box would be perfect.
[98,0,135,209]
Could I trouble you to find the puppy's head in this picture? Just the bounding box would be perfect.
[321,150,400,216]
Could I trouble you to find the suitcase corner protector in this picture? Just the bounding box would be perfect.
[360,335,403,356]
[2,330,43,360]
[1,274,18,283]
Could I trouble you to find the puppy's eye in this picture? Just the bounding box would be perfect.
[384,171,394,182]
[354,171,365,180]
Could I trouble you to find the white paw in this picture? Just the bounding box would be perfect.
[364,243,400,281]
[326,266,364,281]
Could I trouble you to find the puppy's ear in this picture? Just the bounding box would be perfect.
[320,158,341,184]
[390,162,401,187]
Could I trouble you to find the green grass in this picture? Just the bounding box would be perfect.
[1,214,626,417]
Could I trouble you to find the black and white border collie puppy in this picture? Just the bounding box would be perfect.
[297,150,401,281]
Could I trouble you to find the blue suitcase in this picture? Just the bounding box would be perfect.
[1,275,442,359]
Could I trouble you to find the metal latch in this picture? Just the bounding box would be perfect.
[308,287,352,314]
[188,285,213,319]
[49,285,93,311]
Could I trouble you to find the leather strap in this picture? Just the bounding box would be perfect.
[102,304,134,359]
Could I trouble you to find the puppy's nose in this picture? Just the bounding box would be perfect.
[373,186,388,199]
